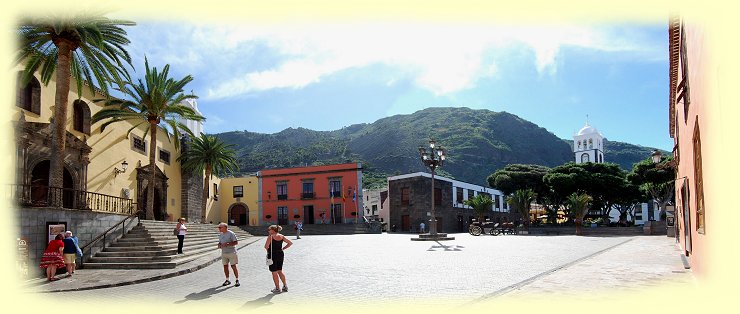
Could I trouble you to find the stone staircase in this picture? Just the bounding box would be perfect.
[81,220,253,269]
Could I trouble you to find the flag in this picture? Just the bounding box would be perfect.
[352,190,356,202]
[342,190,346,202]
[330,185,334,205]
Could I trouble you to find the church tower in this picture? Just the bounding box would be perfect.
[573,120,604,163]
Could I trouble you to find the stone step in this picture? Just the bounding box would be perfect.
[82,261,177,269]
[83,220,253,270]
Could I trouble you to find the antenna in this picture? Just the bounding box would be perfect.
[586,114,590,126]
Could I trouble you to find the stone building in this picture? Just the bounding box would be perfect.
[387,172,511,233]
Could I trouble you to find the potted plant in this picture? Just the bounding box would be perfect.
[293,214,301,219]
[351,211,357,216]
[265,214,272,222]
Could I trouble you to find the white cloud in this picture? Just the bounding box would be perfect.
[131,22,663,100]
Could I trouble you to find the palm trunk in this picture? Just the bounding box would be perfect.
[202,166,212,223]
[147,120,158,220]
[49,42,73,206]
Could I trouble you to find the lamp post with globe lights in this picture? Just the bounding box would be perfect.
[411,139,454,241]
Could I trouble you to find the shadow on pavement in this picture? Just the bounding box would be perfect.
[174,286,234,303]
[241,293,276,309]
[427,241,464,251]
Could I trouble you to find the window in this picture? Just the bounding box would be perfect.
[434,188,442,206]
[456,187,464,204]
[302,181,314,199]
[693,122,705,233]
[277,206,288,225]
[16,73,41,115]
[213,183,218,199]
[331,204,343,224]
[467,189,474,201]
[277,181,288,200]
[329,179,342,197]
[494,195,500,210]
[588,139,593,149]
[158,148,171,164]
[233,186,243,198]
[679,22,691,122]
[371,204,377,215]
[581,153,589,163]
[72,100,91,134]
[131,135,146,155]
[401,187,410,205]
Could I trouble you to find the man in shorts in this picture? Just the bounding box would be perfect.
[62,231,81,277]
[217,223,240,287]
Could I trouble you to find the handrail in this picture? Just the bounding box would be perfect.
[78,209,141,268]
[10,184,134,214]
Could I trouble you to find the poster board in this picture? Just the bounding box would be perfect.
[46,221,67,243]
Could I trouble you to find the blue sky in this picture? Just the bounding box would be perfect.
[121,20,672,151]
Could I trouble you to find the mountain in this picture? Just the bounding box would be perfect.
[214,107,663,188]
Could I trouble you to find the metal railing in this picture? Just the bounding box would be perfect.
[78,209,141,268]
[10,184,134,214]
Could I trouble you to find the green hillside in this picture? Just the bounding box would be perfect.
[214,107,663,188]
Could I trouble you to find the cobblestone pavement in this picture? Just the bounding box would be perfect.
[20,233,696,313]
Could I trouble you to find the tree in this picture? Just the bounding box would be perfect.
[627,157,675,221]
[16,14,134,197]
[463,194,493,223]
[178,134,239,223]
[543,162,626,220]
[613,181,647,226]
[506,189,537,227]
[487,164,550,199]
[93,58,204,220]
[567,192,592,236]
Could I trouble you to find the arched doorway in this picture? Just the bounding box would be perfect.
[142,186,165,221]
[229,204,249,226]
[30,160,73,207]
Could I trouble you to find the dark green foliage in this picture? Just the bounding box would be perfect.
[213,107,666,189]
[487,164,550,198]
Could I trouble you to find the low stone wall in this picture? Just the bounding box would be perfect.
[16,207,135,278]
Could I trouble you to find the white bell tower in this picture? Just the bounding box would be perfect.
[573,117,604,164]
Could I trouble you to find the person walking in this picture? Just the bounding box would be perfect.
[217,223,240,287]
[419,221,426,234]
[176,218,187,254]
[40,234,65,281]
[62,231,82,277]
[294,221,303,239]
[265,225,293,293]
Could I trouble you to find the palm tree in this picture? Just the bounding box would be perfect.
[507,189,537,228]
[567,192,593,236]
[92,58,204,220]
[16,14,134,199]
[178,134,239,223]
[463,194,493,223]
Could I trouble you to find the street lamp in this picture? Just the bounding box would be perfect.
[418,139,446,237]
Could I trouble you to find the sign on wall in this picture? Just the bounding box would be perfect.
[46,221,67,243]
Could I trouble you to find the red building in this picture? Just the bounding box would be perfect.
[258,163,363,226]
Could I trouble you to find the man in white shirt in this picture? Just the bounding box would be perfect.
[217,223,240,287]
[419,222,426,233]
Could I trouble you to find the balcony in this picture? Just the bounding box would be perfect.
[301,192,315,199]
[277,194,288,200]
[10,184,135,215]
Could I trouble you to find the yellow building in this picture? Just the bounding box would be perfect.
[211,176,259,226]
[11,64,210,222]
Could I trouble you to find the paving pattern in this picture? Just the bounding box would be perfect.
[20,233,696,312]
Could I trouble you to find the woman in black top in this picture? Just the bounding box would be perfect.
[265,225,293,293]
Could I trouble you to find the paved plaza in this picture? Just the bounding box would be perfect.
[20,233,696,312]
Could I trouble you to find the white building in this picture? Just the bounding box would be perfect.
[362,188,389,224]
[573,122,604,163]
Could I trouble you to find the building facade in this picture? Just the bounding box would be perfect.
[668,16,712,275]
[573,122,604,164]
[212,175,259,226]
[258,163,363,226]
[11,64,213,273]
[362,188,389,223]
[387,172,510,233]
